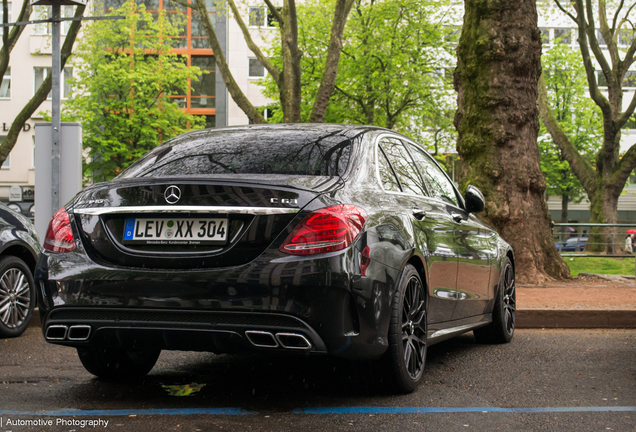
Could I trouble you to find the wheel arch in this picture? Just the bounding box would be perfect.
[0,242,38,274]
[400,252,428,300]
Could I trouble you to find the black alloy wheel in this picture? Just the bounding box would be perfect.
[474,257,515,344]
[385,264,427,393]
[0,256,36,338]
[77,346,161,381]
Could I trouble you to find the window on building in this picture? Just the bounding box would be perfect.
[248,5,280,27]
[624,114,636,130]
[0,67,10,99]
[33,5,75,35]
[191,0,216,49]
[0,136,9,170]
[248,58,265,78]
[597,71,608,87]
[34,67,73,99]
[540,27,550,44]
[191,55,215,108]
[165,3,187,49]
[248,6,265,26]
[624,71,636,88]
[554,28,572,44]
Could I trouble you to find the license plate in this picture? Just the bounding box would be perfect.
[122,218,228,245]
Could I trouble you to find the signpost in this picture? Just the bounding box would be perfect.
[29,0,87,216]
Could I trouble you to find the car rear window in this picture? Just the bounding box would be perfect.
[118,127,354,179]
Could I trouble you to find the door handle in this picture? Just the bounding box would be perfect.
[412,209,426,220]
[451,212,463,223]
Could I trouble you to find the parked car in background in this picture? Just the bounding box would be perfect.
[555,236,589,252]
[36,124,515,393]
[0,202,41,337]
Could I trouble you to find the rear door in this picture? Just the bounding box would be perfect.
[406,143,493,320]
[377,137,459,324]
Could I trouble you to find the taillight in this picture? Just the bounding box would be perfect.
[279,205,367,255]
[44,207,76,253]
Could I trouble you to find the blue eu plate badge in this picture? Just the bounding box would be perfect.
[124,219,135,240]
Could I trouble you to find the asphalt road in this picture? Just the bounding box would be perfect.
[0,327,634,431]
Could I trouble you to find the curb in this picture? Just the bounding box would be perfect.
[517,309,636,329]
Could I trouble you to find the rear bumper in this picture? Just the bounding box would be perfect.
[41,307,328,354]
[35,246,400,360]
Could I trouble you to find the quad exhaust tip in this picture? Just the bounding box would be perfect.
[244,331,312,350]
[67,325,91,341]
[45,325,68,340]
[245,331,279,348]
[45,325,91,341]
[276,333,312,350]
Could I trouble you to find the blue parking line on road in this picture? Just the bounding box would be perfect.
[0,408,256,416]
[2,406,635,417]
[293,406,636,414]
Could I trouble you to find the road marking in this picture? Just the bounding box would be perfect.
[294,407,636,414]
[0,406,634,416]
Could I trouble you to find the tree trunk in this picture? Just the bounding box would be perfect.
[561,193,569,224]
[454,0,570,283]
[309,0,354,123]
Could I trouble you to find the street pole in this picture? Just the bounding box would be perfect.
[51,2,61,214]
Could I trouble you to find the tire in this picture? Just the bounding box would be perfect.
[384,264,427,393]
[0,256,36,338]
[474,257,515,344]
[77,346,160,380]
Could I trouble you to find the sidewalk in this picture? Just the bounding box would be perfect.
[517,275,636,328]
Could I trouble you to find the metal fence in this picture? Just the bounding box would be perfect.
[552,222,636,257]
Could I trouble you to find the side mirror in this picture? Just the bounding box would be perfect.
[465,185,485,213]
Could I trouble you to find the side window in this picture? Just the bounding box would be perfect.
[378,146,401,192]
[408,143,459,206]
[379,138,426,196]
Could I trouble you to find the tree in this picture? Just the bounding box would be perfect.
[258,0,456,143]
[0,1,86,166]
[454,0,570,283]
[538,42,602,224]
[538,0,636,253]
[63,3,204,181]
[173,0,354,124]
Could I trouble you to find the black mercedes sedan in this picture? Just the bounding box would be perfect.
[36,124,515,393]
[0,202,41,338]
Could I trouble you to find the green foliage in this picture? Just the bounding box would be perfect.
[258,0,456,149]
[63,2,205,181]
[539,43,602,203]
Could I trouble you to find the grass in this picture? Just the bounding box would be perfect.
[564,256,636,277]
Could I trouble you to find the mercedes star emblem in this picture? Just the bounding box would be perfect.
[164,185,181,204]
